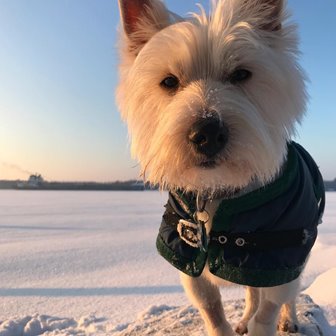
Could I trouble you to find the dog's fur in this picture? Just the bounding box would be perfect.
[116,1,307,335]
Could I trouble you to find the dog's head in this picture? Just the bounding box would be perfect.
[116,0,307,194]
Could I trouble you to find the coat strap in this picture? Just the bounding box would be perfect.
[210,227,316,251]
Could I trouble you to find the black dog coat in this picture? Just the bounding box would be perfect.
[156,142,325,287]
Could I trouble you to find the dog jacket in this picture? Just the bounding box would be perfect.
[156,142,325,287]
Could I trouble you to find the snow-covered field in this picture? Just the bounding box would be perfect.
[0,190,335,335]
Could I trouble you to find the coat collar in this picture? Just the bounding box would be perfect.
[171,141,298,222]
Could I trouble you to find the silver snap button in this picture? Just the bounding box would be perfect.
[218,236,228,244]
[235,238,246,247]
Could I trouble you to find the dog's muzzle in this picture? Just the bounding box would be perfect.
[188,117,228,158]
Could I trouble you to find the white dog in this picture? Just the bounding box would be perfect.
[116,1,325,335]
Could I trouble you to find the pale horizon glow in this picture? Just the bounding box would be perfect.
[0,0,335,182]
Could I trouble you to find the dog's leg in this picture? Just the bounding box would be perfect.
[247,278,300,336]
[181,273,235,336]
[247,295,280,336]
[278,301,299,332]
[236,287,260,335]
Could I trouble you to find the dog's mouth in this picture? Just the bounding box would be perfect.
[197,158,220,169]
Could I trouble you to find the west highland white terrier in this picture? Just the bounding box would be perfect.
[116,1,325,335]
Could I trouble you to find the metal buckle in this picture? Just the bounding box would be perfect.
[177,220,200,248]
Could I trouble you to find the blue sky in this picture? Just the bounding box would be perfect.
[0,0,335,181]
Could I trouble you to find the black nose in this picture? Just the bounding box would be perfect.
[188,117,228,157]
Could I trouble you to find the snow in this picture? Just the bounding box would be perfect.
[0,190,335,335]
[115,294,333,336]
[305,268,336,305]
[304,268,336,330]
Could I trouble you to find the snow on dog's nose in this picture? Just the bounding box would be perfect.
[188,116,228,158]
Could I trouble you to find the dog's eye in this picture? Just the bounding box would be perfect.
[229,69,252,84]
[160,75,179,90]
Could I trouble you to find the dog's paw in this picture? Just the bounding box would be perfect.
[277,319,299,333]
[207,322,237,336]
[247,318,277,336]
[235,320,248,335]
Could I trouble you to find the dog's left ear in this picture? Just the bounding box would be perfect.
[243,0,284,31]
[258,0,284,31]
[118,0,170,55]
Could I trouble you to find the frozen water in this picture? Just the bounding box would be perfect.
[0,190,335,335]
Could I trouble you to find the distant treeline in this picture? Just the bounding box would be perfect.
[0,179,335,191]
[0,180,155,191]
[324,179,336,191]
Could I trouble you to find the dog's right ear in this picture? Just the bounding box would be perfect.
[118,0,170,55]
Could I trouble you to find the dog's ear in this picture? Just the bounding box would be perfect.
[244,0,284,31]
[118,0,170,54]
[260,0,283,31]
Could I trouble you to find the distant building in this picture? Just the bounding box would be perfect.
[27,174,44,187]
[16,174,44,189]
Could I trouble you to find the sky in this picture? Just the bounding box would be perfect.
[0,0,335,182]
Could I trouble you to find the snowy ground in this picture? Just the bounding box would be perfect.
[0,190,335,335]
